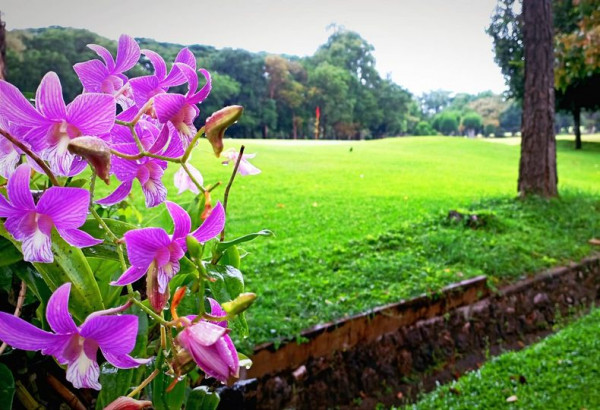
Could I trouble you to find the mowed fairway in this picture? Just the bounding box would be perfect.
[95,136,600,347]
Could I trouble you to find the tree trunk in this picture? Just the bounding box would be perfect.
[0,13,6,80]
[517,0,557,197]
[292,113,297,139]
[573,106,582,150]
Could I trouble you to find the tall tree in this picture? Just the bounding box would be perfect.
[518,0,557,197]
[0,12,5,80]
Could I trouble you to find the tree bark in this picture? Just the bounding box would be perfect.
[573,106,582,150]
[0,13,6,80]
[518,0,557,197]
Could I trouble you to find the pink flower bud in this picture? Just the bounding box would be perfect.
[104,396,152,410]
[147,262,169,312]
[68,136,112,184]
[205,105,243,157]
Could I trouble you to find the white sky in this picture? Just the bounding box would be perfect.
[1,0,506,96]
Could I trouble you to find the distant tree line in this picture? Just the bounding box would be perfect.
[6,22,596,141]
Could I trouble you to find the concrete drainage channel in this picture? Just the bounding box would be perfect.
[217,255,600,409]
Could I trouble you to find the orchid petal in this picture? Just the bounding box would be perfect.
[112,155,141,181]
[191,202,225,242]
[8,164,35,210]
[37,187,89,229]
[238,159,262,176]
[73,60,110,93]
[174,164,202,195]
[88,44,115,71]
[0,80,46,126]
[208,298,228,328]
[114,34,140,73]
[184,320,228,346]
[46,283,78,334]
[35,72,67,120]
[0,142,21,179]
[188,69,212,104]
[175,48,196,69]
[0,193,16,217]
[58,228,102,248]
[96,181,134,206]
[141,177,167,208]
[129,75,161,108]
[110,265,147,287]
[154,93,186,124]
[65,346,101,390]
[166,201,191,240]
[103,352,151,369]
[80,314,138,356]
[141,49,167,80]
[66,93,115,135]
[21,228,53,263]
[124,227,171,268]
[173,63,198,99]
[0,311,62,351]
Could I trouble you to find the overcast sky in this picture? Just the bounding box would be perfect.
[1,0,506,96]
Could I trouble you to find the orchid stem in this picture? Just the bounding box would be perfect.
[127,369,160,398]
[181,162,205,193]
[129,297,170,326]
[0,129,60,186]
[89,173,97,207]
[182,126,205,163]
[220,145,245,241]
[0,281,27,355]
[110,148,182,164]
[207,181,221,193]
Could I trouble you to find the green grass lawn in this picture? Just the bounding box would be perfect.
[410,307,600,409]
[95,135,600,348]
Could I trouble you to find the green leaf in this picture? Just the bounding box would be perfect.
[205,264,249,336]
[238,352,253,370]
[0,222,104,322]
[66,178,89,188]
[0,236,22,267]
[186,386,220,410]
[149,371,186,410]
[88,258,122,308]
[205,264,244,303]
[215,230,273,253]
[218,246,241,269]
[0,363,15,409]
[80,218,137,261]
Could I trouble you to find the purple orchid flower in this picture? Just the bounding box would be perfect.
[222,149,261,176]
[73,34,140,96]
[174,162,203,195]
[96,121,175,208]
[0,283,150,390]
[0,72,115,176]
[0,164,102,263]
[176,299,239,382]
[129,47,196,109]
[0,118,25,178]
[112,201,225,293]
[154,63,212,143]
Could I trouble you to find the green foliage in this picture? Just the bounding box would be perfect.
[0,223,104,322]
[414,121,435,136]
[413,307,600,409]
[187,386,220,410]
[0,363,15,409]
[461,112,483,135]
[433,111,460,135]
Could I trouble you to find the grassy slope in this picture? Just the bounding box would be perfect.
[411,307,600,409]
[95,136,600,347]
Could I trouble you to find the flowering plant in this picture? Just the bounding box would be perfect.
[0,34,268,409]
